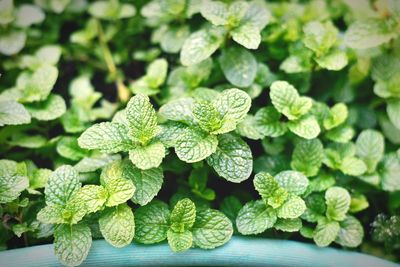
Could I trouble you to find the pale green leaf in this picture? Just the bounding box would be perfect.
[323,103,348,130]
[231,22,261,49]
[325,187,351,222]
[206,134,252,183]
[192,100,222,133]
[134,200,170,244]
[57,136,90,161]
[277,195,306,219]
[20,65,58,102]
[335,216,364,248]
[180,27,225,66]
[291,139,324,177]
[167,229,192,252]
[0,100,31,126]
[200,0,228,26]
[75,185,108,214]
[37,205,65,224]
[78,122,133,153]
[192,209,233,249]
[44,165,81,206]
[275,171,309,196]
[129,141,165,170]
[99,204,135,248]
[15,4,45,27]
[288,116,321,140]
[25,94,66,121]
[159,98,194,122]
[356,129,384,173]
[175,128,218,163]
[236,200,277,235]
[387,100,400,130]
[340,157,367,176]
[213,88,251,123]
[219,46,257,88]
[254,107,287,138]
[126,94,159,145]
[54,223,92,267]
[315,50,348,71]
[170,198,196,230]
[380,153,400,192]
[274,218,302,232]
[313,218,340,247]
[0,31,26,56]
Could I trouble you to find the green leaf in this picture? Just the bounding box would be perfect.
[288,116,321,140]
[291,139,324,177]
[75,185,108,214]
[20,65,58,102]
[15,4,45,27]
[236,115,264,140]
[57,136,90,161]
[340,157,367,176]
[253,172,286,208]
[170,198,196,231]
[335,216,364,248]
[344,19,397,49]
[220,196,242,224]
[146,58,168,88]
[206,134,252,183]
[37,205,66,224]
[231,22,261,49]
[325,187,351,222]
[99,204,135,248]
[25,94,66,121]
[126,94,159,145]
[192,100,222,132]
[303,21,337,55]
[380,153,400,192]
[100,162,136,207]
[356,129,384,173]
[54,223,92,267]
[275,171,309,196]
[119,160,163,206]
[74,154,121,173]
[274,218,302,232]
[175,128,218,163]
[323,103,348,130]
[89,1,136,20]
[0,0,14,25]
[192,209,233,249]
[200,0,228,26]
[167,229,192,252]
[219,46,257,88]
[160,26,190,53]
[254,107,287,138]
[129,141,165,170]
[180,27,225,66]
[134,200,170,244]
[315,50,348,71]
[159,98,194,122]
[277,195,306,219]
[29,168,52,190]
[78,122,133,153]
[313,218,340,247]
[44,165,81,206]
[236,200,277,235]
[387,100,400,130]
[0,31,26,56]
[0,100,30,126]
[270,81,312,120]
[213,88,251,124]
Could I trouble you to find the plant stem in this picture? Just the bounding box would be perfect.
[96,20,130,102]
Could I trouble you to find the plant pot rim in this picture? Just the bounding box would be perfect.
[1,236,398,267]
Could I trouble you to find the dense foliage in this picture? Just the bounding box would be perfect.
[0,0,399,266]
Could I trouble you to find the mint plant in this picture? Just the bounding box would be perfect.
[1,0,400,266]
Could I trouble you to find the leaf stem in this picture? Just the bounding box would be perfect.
[96,20,130,102]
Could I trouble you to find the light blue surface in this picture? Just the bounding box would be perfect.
[1,237,398,267]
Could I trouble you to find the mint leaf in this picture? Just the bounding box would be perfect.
[315,50,348,71]
[288,116,321,140]
[276,194,306,219]
[192,209,233,249]
[75,185,108,214]
[387,100,400,130]
[254,107,287,138]
[345,19,397,49]
[325,187,351,222]
[175,128,218,163]
[192,100,223,132]
[126,94,159,145]
[134,200,170,244]
[0,31,26,56]
[213,88,251,123]
[0,100,31,126]
[274,218,302,232]
[200,0,228,26]
[323,103,348,130]
[335,216,364,248]
[356,129,384,173]
[129,141,165,170]
[25,94,66,121]
[78,122,133,153]
[170,198,196,231]
[206,134,252,183]
[275,171,309,196]
[219,46,257,88]
[159,98,194,122]
[57,136,90,161]
[54,223,92,267]
[313,218,340,247]
[291,139,324,177]
[37,205,65,224]
[236,200,277,235]
[380,153,400,192]
[180,27,225,66]
[44,165,81,206]
[231,22,261,49]
[167,229,192,252]
[99,204,135,248]
[0,161,29,203]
